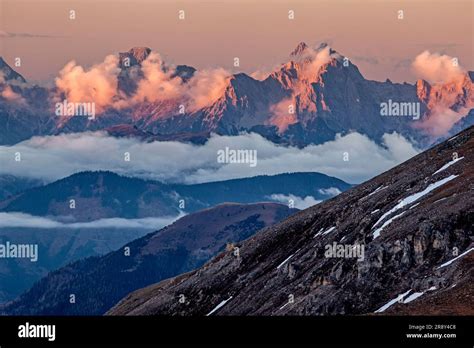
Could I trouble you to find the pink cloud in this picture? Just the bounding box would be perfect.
[54,51,231,114]
[55,55,121,111]
[1,85,26,104]
[268,97,298,132]
[412,51,465,84]
[130,52,183,104]
[415,106,471,137]
[185,68,230,111]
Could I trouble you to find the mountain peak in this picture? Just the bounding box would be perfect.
[289,42,343,65]
[0,57,26,83]
[316,42,343,59]
[129,47,151,62]
[290,42,309,57]
[119,47,152,68]
[316,42,329,50]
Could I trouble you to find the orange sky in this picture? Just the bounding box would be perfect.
[1,0,473,83]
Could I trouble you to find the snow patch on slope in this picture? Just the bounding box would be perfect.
[276,249,301,269]
[437,247,474,269]
[372,211,406,239]
[375,289,411,313]
[314,226,336,238]
[432,157,464,175]
[206,296,233,316]
[373,175,458,229]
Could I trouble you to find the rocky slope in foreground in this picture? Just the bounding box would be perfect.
[108,126,474,316]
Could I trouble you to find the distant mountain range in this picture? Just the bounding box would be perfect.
[1,202,296,315]
[0,175,43,201]
[0,171,351,220]
[0,171,348,303]
[107,125,473,316]
[1,43,473,147]
[0,225,153,304]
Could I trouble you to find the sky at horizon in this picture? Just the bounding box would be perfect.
[1,0,473,84]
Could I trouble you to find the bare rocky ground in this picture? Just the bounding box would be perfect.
[108,126,474,316]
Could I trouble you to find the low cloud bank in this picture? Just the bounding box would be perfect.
[0,212,184,229]
[268,194,321,210]
[0,131,419,185]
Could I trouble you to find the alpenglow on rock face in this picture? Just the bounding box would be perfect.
[1,43,473,147]
[107,126,474,316]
